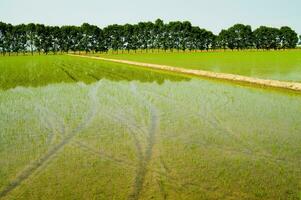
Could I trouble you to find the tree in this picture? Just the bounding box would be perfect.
[11,24,27,55]
[104,24,123,53]
[3,23,13,55]
[253,26,281,50]
[0,20,299,55]
[79,23,100,53]
[137,22,150,52]
[50,26,61,54]
[34,24,45,54]
[0,22,7,55]
[123,24,134,52]
[279,26,298,49]
[59,26,80,53]
[26,23,36,55]
[204,31,216,50]
[188,26,199,51]
[95,28,107,53]
[179,21,192,51]
[42,26,54,55]
[217,29,230,50]
[224,24,253,50]
[154,19,164,51]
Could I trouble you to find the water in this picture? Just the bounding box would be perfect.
[101,50,301,82]
[0,76,300,199]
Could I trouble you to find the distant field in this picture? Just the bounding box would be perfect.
[0,55,301,199]
[0,55,186,90]
[99,50,301,82]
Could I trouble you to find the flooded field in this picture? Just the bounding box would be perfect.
[100,50,301,82]
[0,55,300,199]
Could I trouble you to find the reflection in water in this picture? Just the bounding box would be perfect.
[0,55,190,90]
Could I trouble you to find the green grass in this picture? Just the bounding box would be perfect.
[98,50,301,82]
[0,55,300,199]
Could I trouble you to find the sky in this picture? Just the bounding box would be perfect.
[1,0,300,34]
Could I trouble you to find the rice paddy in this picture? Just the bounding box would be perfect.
[99,50,301,82]
[0,54,300,199]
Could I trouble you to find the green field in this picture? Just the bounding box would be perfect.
[0,55,301,199]
[99,50,301,82]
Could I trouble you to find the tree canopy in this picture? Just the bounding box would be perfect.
[0,20,299,55]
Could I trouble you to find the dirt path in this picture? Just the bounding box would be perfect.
[68,54,301,92]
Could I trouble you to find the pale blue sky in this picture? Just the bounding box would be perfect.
[1,0,300,34]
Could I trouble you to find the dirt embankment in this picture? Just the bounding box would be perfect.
[68,54,301,92]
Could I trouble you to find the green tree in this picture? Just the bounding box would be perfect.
[179,21,192,51]
[59,26,80,53]
[26,23,36,55]
[103,24,123,53]
[279,26,298,49]
[253,26,281,50]
[0,20,299,55]
[34,24,45,55]
[123,24,134,52]
[154,19,164,51]
[80,23,100,53]
[50,26,61,54]
[95,28,107,53]
[3,23,13,55]
[227,24,253,49]
[0,22,7,55]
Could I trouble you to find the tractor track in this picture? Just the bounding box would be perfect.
[141,87,301,170]
[128,84,159,200]
[73,140,199,192]
[0,83,102,199]
[62,61,130,82]
[73,141,134,167]
[59,66,78,82]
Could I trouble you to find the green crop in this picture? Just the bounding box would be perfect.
[99,50,301,82]
[0,55,300,199]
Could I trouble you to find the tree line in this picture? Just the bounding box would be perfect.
[0,19,299,55]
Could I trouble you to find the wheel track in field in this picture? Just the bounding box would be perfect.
[34,104,67,143]
[136,90,203,196]
[156,157,169,200]
[59,65,78,82]
[0,83,102,199]
[69,95,189,196]
[141,88,301,170]
[73,139,199,192]
[128,84,159,200]
[70,91,204,194]
[140,90,301,177]
[90,85,147,160]
[90,87,148,165]
[88,84,159,199]
[61,61,131,82]
[73,141,134,167]
[0,103,60,199]
[0,83,152,199]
